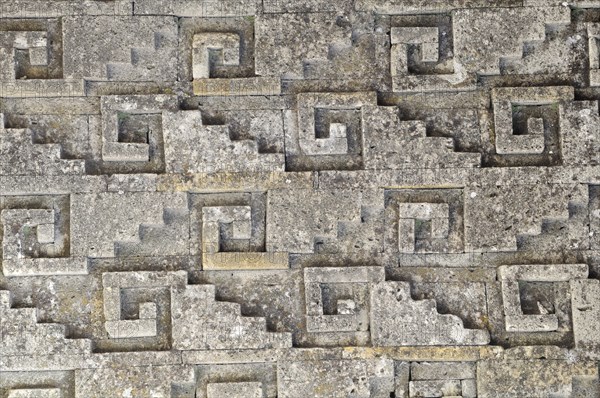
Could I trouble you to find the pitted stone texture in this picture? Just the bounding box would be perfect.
[171,283,292,350]
[453,7,571,76]
[255,13,352,79]
[464,182,588,252]
[135,0,257,16]
[163,109,285,174]
[70,192,187,258]
[477,359,599,398]
[3,0,600,395]
[571,278,600,357]
[561,100,600,166]
[0,371,76,398]
[278,359,395,398]
[74,365,196,397]
[355,0,519,14]
[267,188,381,254]
[0,121,85,176]
[1,113,95,166]
[0,290,92,357]
[498,264,588,333]
[370,281,490,346]
[362,104,481,169]
[63,16,178,81]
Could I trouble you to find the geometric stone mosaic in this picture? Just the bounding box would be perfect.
[1,1,600,396]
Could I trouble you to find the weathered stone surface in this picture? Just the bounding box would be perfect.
[370,281,490,346]
[498,264,588,332]
[162,108,285,173]
[477,359,599,398]
[571,278,600,357]
[62,16,178,82]
[171,282,292,350]
[277,359,395,398]
[74,365,196,397]
[2,0,600,395]
[70,192,188,257]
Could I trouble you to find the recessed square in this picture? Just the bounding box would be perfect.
[314,108,361,151]
[28,46,49,66]
[287,92,374,171]
[518,281,556,316]
[489,87,570,166]
[117,112,154,144]
[99,95,176,172]
[386,190,463,254]
[9,26,60,80]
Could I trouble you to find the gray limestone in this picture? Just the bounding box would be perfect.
[370,281,490,346]
[277,359,395,398]
[62,16,178,82]
[1,1,600,397]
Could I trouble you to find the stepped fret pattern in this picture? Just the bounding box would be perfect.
[1,1,600,396]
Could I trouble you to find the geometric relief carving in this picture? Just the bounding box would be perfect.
[0,371,75,398]
[303,267,384,345]
[5,0,600,394]
[385,188,464,254]
[370,281,490,346]
[171,283,292,351]
[100,271,186,351]
[185,18,279,96]
[495,102,545,155]
[1,289,92,357]
[0,19,83,97]
[394,361,477,398]
[161,107,285,174]
[62,16,178,83]
[285,92,375,171]
[477,358,599,398]
[397,203,450,253]
[98,95,177,174]
[390,14,467,92]
[10,31,54,79]
[2,209,56,257]
[190,192,288,270]
[304,110,354,156]
[192,32,241,79]
[498,264,588,332]
[0,194,86,276]
[277,359,395,398]
[195,363,277,398]
[488,86,572,167]
[0,112,86,177]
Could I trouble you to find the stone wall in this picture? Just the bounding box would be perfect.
[0,0,600,396]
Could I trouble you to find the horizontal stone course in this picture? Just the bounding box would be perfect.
[1,1,600,396]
